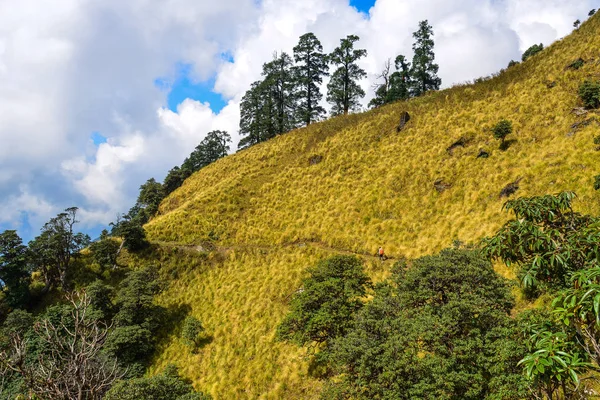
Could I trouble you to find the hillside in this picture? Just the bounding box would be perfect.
[142,14,600,399]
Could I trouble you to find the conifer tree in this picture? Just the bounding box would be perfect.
[262,52,297,135]
[327,35,367,116]
[238,81,268,150]
[388,54,412,102]
[410,20,441,97]
[293,33,329,126]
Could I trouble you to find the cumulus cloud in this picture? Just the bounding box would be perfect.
[0,0,597,236]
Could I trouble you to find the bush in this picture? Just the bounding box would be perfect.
[105,365,211,400]
[590,9,597,16]
[567,58,584,70]
[522,43,543,62]
[276,255,372,348]
[326,249,529,400]
[579,80,600,109]
[594,175,600,190]
[492,119,513,147]
[181,316,204,349]
[507,60,519,68]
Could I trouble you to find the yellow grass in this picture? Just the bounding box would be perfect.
[141,14,600,398]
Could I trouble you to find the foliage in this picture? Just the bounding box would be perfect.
[182,315,205,349]
[326,35,367,116]
[90,229,121,272]
[0,292,124,399]
[276,255,372,349]
[369,55,412,108]
[483,192,600,294]
[136,178,165,223]
[105,267,165,372]
[507,60,520,68]
[492,119,513,145]
[595,175,600,190]
[28,207,91,292]
[518,311,591,399]
[567,58,585,70]
[578,80,600,109]
[591,9,597,16]
[522,43,544,62]
[326,249,529,399]
[574,19,581,28]
[262,52,298,135]
[410,20,441,96]
[105,364,211,400]
[111,214,149,252]
[0,230,30,309]
[293,33,329,126]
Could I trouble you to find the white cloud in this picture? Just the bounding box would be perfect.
[0,0,598,234]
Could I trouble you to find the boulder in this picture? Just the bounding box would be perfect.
[396,111,411,132]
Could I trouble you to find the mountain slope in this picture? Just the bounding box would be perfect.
[143,14,600,399]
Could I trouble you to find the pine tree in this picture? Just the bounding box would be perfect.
[387,55,412,102]
[293,33,329,126]
[238,81,268,150]
[410,20,441,97]
[262,52,297,135]
[327,35,367,116]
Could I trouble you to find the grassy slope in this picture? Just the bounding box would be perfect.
[144,15,600,399]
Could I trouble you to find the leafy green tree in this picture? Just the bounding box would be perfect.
[105,267,165,373]
[182,130,231,173]
[326,35,367,116]
[89,229,121,272]
[136,178,164,223]
[518,316,590,399]
[276,255,372,349]
[262,52,297,135]
[578,80,600,109]
[483,192,600,294]
[110,214,149,252]
[0,230,30,308]
[522,43,544,62]
[105,365,211,400]
[327,249,529,400]
[28,207,90,292]
[410,20,441,97]
[181,315,205,350]
[293,33,329,125]
[163,166,189,195]
[492,119,513,148]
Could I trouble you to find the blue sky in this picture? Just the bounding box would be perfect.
[350,0,376,14]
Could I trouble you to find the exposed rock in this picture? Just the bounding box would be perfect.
[396,111,411,132]
[477,149,490,158]
[544,80,557,89]
[499,177,522,198]
[434,178,452,193]
[572,107,588,116]
[308,155,323,165]
[446,134,475,155]
[568,117,597,136]
[566,58,585,70]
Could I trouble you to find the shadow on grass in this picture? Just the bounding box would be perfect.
[499,139,517,151]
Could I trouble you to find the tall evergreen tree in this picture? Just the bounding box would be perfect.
[410,20,441,97]
[238,81,268,150]
[292,33,329,126]
[262,52,297,135]
[388,54,412,102]
[0,230,30,308]
[327,35,367,116]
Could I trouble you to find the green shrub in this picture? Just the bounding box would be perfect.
[594,175,600,190]
[579,80,600,109]
[181,316,205,349]
[492,119,513,147]
[522,43,543,62]
[567,58,584,70]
